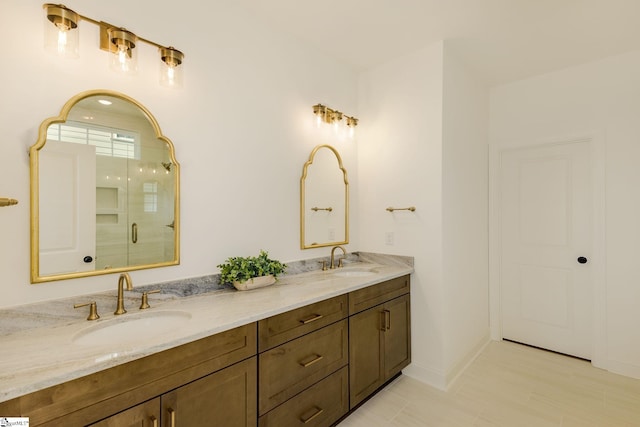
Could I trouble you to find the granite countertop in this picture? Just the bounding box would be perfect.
[0,253,413,403]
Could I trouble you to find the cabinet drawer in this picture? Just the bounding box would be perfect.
[349,275,410,314]
[259,319,348,415]
[258,366,348,427]
[258,295,348,351]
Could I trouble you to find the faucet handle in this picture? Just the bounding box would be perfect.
[74,301,100,321]
[140,290,161,310]
[338,258,344,268]
[319,260,328,271]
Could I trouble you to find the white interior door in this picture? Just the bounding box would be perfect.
[39,140,96,275]
[500,140,593,359]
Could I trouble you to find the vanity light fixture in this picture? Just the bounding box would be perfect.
[43,3,185,87]
[312,103,358,138]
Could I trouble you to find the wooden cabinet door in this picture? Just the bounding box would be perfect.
[88,398,160,427]
[161,357,257,427]
[383,294,411,379]
[349,293,411,409]
[349,306,384,409]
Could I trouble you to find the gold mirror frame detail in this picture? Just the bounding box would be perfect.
[30,89,180,283]
[300,144,349,249]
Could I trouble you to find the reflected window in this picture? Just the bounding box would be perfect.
[143,182,158,213]
[47,121,138,159]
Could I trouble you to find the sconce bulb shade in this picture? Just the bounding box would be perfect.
[43,4,79,58]
[107,28,138,74]
[160,47,184,87]
[313,104,326,127]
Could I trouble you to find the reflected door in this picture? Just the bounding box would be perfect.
[500,140,593,359]
[39,140,96,275]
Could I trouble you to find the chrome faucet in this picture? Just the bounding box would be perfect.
[330,245,346,269]
[114,272,133,315]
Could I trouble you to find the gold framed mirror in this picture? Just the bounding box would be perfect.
[300,144,349,249]
[30,90,180,283]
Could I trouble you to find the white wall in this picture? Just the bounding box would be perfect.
[357,43,446,386]
[0,0,359,307]
[357,41,490,389]
[490,49,640,379]
[442,47,490,380]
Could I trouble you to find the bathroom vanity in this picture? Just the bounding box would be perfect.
[0,261,411,426]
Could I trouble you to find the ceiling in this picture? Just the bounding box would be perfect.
[235,0,640,86]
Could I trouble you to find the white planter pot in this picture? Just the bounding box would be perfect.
[233,274,276,291]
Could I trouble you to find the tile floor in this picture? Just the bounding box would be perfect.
[338,340,640,426]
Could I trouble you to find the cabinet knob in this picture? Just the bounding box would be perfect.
[577,256,588,264]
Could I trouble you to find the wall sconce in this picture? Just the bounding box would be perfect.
[43,3,185,87]
[312,103,358,138]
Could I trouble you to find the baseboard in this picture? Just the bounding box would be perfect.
[402,363,447,390]
[402,334,491,391]
[602,359,640,380]
[444,334,491,390]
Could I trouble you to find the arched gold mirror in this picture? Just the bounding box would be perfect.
[30,90,180,283]
[300,144,349,249]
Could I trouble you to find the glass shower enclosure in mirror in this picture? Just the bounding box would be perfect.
[30,90,180,283]
[300,144,349,249]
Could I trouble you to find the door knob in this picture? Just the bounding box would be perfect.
[577,256,588,264]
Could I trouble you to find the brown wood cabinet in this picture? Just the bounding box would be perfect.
[349,276,411,408]
[1,273,411,427]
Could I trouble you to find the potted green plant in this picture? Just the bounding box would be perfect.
[217,250,287,291]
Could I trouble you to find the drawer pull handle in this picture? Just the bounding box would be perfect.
[150,415,158,427]
[300,313,324,324]
[301,406,324,424]
[300,354,324,367]
[168,408,176,427]
[380,310,391,331]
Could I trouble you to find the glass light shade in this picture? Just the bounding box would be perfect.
[160,47,184,88]
[108,28,138,75]
[43,5,79,58]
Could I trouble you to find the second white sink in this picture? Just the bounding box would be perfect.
[72,310,192,346]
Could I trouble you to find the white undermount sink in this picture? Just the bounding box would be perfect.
[331,267,379,278]
[72,310,192,346]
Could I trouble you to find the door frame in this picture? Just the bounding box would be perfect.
[489,132,606,369]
